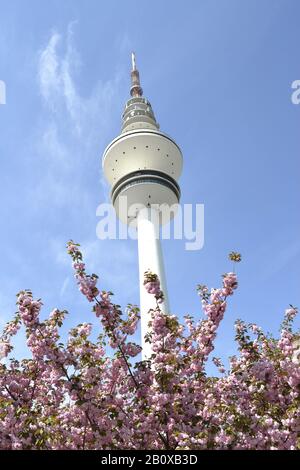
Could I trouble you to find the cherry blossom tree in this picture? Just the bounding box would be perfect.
[0,242,299,450]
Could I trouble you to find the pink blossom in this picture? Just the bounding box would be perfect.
[0,243,297,450]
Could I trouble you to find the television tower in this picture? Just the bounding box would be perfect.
[102,54,183,358]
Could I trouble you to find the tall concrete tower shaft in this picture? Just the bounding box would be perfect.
[102,54,183,359]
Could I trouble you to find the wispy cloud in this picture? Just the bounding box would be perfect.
[38,22,119,140]
[31,23,124,214]
[60,276,70,298]
[38,31,62,112]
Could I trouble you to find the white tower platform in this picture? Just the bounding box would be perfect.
[102,54,183,359]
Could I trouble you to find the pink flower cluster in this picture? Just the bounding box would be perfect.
[0,341,11,359]
[17,291,42,326]
[68,241,99,302]
[0,242,298,451]
[144,270,164,303]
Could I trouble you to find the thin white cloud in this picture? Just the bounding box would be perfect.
[60,276,70,297]
[37,24,121,142]
[38,31,62,111]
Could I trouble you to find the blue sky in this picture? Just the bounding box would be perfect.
[0,0,299,370]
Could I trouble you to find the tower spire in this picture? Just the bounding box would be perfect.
[130,52,143,97]
[131,52,137,71]
[121,53,158,132]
